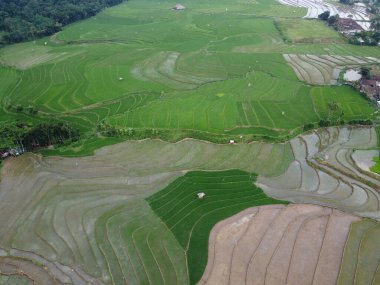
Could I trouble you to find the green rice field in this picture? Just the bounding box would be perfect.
[147,170,287,284]
[0,0,378,141]
[276,18,346,43]
[1,0,380,284]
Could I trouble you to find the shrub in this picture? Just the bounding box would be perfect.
[318,11,330,21]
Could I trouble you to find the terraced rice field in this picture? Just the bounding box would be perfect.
[278,0,371,30]
[1,0,380,283]
[147,170,287,284]
[257,126,380,219]
[0,0,378,138]
[0,139,293,285]
[284,54,380,85]
[352,149,379,173]
[199,204,380,285]
[337,218,380,285]
[0,256,64,285]
[276,18,346,44]
[0,126,379,284]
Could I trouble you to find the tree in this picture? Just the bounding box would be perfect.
[327,15,339,25]
[14,104,23,112]
[360,67,371,79]
[0,121,80,151]
[318,11,330,21]
[370,16,380,32]
[0,0,124,44]
[339,0,354,5]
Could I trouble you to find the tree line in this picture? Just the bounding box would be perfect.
[0,121,80,152]
[0,0,123,44]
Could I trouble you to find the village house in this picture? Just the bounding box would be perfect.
[360,76,380,101]
[336,18,364,36]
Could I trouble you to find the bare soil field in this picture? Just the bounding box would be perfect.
[198,204,361,285]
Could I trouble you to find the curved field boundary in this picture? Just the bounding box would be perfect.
[0,127,378,285]
[278,0,371,30]
[199,204,361,285]
[0,257,60,285]
[283,54,380,85]
[257,126,380,219]
[337,219,380,285]
[131,51,225,90]
[0,138,294,285]
[147,170,288,285]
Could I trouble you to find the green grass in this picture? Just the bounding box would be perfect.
[39,136,125,157]
[0,0,378,146]
[311,85,375,121]
[276,18,346,44]
[370,156,380,174]
[370,125,380,174]
[337,219,380,285]
[95,200,189,285]
[147,170,288,284]
[0,275,31,285]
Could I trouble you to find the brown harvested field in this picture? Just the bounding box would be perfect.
[198,204,361,285]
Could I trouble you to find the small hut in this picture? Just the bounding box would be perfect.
[197,192,206,199]
[173,3,186,10]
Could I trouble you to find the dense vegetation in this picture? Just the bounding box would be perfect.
[0,0,123,44]
[0,121,79,151]
[148,170,288,284]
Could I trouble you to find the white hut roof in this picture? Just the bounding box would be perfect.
[197,192,206,199]
[174,3,186,10]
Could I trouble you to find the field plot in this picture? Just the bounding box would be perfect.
[277,18,345,44]
[0,256,64,285]
[257,126,380,219]
[311,86,374,120]
[337,219,380,285]
[0,275,32,285]
[1,0,380,282]
[284,54,380,85]
[0,0,377,138]
[131,51,226,90]
[199,204,361,285]
[147,170,287,284]
[107,71,322,133]
[278,0,371,30]
[0,139,293,285]
[352,149,379,173]
[0,127,379,284]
